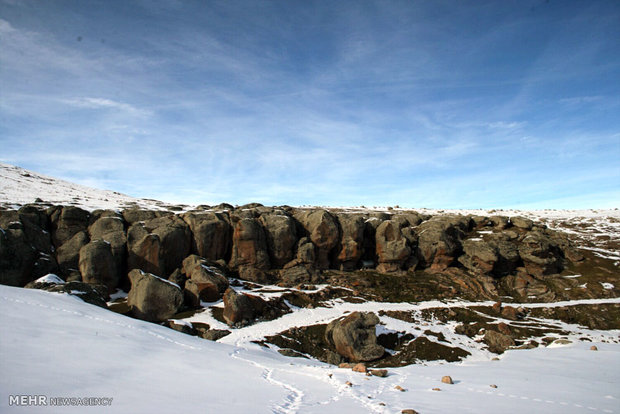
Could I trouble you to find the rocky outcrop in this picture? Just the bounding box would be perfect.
[375,220,410,273]
[229,218,271,282]
[182,212,231,261]
[518,232,563,277]
[79,240,118,292]
[56,231,89,275]
[295,209,339,269]
[336,214,365,271]
[483,329,515,353]
[416,216,468,271]
[182,254,229,307]
[49,206,90,248]
[127,269,184,322]
[127,215,191,277]
[88,213,126,282]
[222,288,255,325]
[260,213,297,268]
[325,311,384,362]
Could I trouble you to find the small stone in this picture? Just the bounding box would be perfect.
[490,384,498,388]
[492,301,502,313]
[402,410,419,414]
[441,375,453,385]
[379,402,386,406]
[395,385,406,392]
[492,357,500,361]
[345,381,353,387]
[370,369,388,377]
[432,387,441,391]
[339,363,355,369]
[328,373,333,378]
[352,363,367,373]
[590,345,598,351]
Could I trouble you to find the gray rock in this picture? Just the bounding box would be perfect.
[375,220,410,272]
[259,213,297,268]
[79,240,118,292]
[294,209,340,269]
[325,311,385,362]
[182,212,231,261]
[127,269,184,322]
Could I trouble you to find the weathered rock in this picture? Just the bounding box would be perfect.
[229,218,270,272]
[88,214,127,278]
[441,375,453,384]
[17,205,54,253]
[121,208,159,225]
[259,213,297,268]
[295,237,316,264]
[127,269,184,322]
[49,206,90,248]
[483,330,515,353]
[0,218,40,286]
[182,255,229,293]
[336,214,365,270]
[375,220,410,273]
[168,268,187,289]
[127,215,191,277]
[490,216,510,230]
[352,363,367,373]
[510,216,533,230]
[201,329,231,341]
[370,369,388,377]
[37,280,108,308]
[279,264,319,286]
[518,232,563,276]
[184,279,220,306]
[295,209,340,269]
[503,273,551,300]
[222,288,255,325]
[416,216,467,271]
[79,240,118,292]
[164,320,195,335]
[182,212,231,261]
[56,231,89,275]
[325,311,385,362]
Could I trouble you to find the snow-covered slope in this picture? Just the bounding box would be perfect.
[0,162,173,211]
[1,285,619,413]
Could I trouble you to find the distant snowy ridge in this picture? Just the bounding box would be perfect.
[0,162,172,211]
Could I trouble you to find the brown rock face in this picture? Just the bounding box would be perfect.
[127,269,183,322]
[295,209,340,269]
[79,240,118,292]
[229,218,270,271]
[56,231,89,275]
[518,232,563,277]
[336,214,365,270]
[260,213,297,268]
[325,311,385,362]
[375,220,410,273]
[182,254,229,294]
[127,215,191,277]
[483,330,515,353]
[88,214,126,283]
[182,212,231,261]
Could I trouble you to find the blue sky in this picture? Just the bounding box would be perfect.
[1,0,619,209]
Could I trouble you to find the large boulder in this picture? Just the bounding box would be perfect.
[295,209,340,269]
[182,255,229,306]
[325,312,385,362]
[88,214,126,282]
[182,212,231,261]
[336,214,365,270]
[79,240,118,292]
[56,231,89,276]
[127,269,184,322]
[483,330,515,353]
[127,215,191,277]
[259,213,297,268]
[416,216,468,271]
[222,288,255,325]
[375,220,410,273]
[49,206,90,248]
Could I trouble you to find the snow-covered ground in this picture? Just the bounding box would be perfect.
[1,285,619,413]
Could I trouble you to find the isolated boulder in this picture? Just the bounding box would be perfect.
[295,209,340,269]
[259,213,297,268]
[79,240,118,292]
[325,311,384,362]
[182,212,231,261]
[375,220,410,273]
[127,269,184,322]
[483,330,515,353]
[222,288,255,325]
[184,279,220,306]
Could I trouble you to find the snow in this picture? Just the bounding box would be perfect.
[1,285,619,413]
[33,274,65,284]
